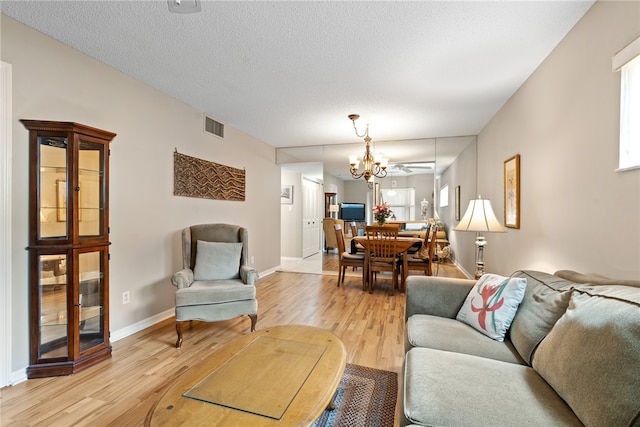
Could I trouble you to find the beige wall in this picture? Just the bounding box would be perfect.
[2,15,281,375]
[439,140,478,277]
[477,1,640,279]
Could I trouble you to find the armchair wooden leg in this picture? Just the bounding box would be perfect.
[175,321,184,348]
[249,314,257,332]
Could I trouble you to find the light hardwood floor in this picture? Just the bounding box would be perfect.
[1,254,466,426]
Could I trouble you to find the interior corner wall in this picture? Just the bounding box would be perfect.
[2,14,281,376]
[439,141,478,277]
[477,1,640,280]
[322,173,344,206]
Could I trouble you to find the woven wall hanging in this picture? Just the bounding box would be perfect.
[173,150,245,201]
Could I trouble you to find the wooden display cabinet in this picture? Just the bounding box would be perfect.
[22,120,116,378]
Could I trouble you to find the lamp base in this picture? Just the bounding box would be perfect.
[475,234,487,279]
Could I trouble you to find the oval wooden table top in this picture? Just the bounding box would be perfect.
[145,325,347,427]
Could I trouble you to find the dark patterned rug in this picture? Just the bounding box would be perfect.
[312,364,398,427]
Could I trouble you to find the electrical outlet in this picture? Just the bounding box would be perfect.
[122,291,130,305]
[250,256,255,265]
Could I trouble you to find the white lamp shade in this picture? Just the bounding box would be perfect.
[454,198,506,233]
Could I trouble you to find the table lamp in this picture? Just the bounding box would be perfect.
[329,204,339,219]
[453,196,505,279]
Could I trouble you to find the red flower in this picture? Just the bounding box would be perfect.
[470,285,505,330]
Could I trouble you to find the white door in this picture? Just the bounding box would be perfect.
[302,178,321,258]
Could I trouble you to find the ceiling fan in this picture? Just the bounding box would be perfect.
[391,162,434,174]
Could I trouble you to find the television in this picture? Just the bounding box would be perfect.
[340,202,366,222]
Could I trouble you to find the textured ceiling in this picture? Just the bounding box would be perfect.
[1,0,594,150]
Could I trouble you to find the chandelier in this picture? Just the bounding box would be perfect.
[347,114,388,184]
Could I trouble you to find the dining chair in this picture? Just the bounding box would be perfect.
[349,221,366,254]
[405,223,438,276]
[364,225,401,295]
[334,224,366,289]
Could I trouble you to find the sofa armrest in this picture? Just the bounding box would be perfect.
[171,268,194,289]
[405,276,476,320]
[240,265,259,285]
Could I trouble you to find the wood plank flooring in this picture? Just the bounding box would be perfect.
[1,254,466,427]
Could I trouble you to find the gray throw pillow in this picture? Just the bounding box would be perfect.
[193,240,242,280]
[509,270,575,365]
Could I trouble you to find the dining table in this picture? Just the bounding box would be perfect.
[353,235,422,293]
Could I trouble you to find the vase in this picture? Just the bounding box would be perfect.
[376,217,386,226]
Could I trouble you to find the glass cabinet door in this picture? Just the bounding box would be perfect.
[37,253,69,360]
[78,139,106,239]
[78,250,106,353]
[38,137,68,240]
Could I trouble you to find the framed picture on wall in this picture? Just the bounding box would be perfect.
[281,185,293,204]
[504,154,520,228]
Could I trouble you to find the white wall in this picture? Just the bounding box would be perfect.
[2,15,281,377]
[280,171,302,257]
[477,1,640,280]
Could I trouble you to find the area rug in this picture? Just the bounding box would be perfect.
[312,364,398,427]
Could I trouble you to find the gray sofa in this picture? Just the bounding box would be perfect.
[402,270,640,427]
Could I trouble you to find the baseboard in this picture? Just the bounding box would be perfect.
[11,368,27,386]
[110,308,174,342]
[451,260,474,279]
[259,267,278,277]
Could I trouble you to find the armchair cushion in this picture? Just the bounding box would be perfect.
[193,241,243,281]
[175,280,256,306]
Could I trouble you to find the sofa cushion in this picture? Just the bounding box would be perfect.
[533,285,640,427]
[175,280,256,306]
[404,347,582,426]
[406,314,524,364]
[456,273,526,341]
[508,270,575,365]
[193,241,242,280]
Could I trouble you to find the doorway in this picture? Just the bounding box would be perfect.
[301,177,321,259]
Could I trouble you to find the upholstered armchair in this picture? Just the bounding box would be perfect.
[171,223,259,348]
[322,217,345,252]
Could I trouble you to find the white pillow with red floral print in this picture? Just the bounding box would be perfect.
[456,273,527,341]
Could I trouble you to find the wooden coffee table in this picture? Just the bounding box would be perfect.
[145,325,347,426]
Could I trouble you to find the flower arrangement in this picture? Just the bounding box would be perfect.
[373,203,393,225]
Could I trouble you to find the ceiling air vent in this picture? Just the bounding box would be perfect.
[204,115,224,139]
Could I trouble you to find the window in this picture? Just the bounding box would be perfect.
[614,36,640,171]
[439,184,449,207]
[383,187,415,220]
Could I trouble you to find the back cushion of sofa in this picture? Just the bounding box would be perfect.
[508,270,574,365]
[532,285,640,427]
[554,269,640,288]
